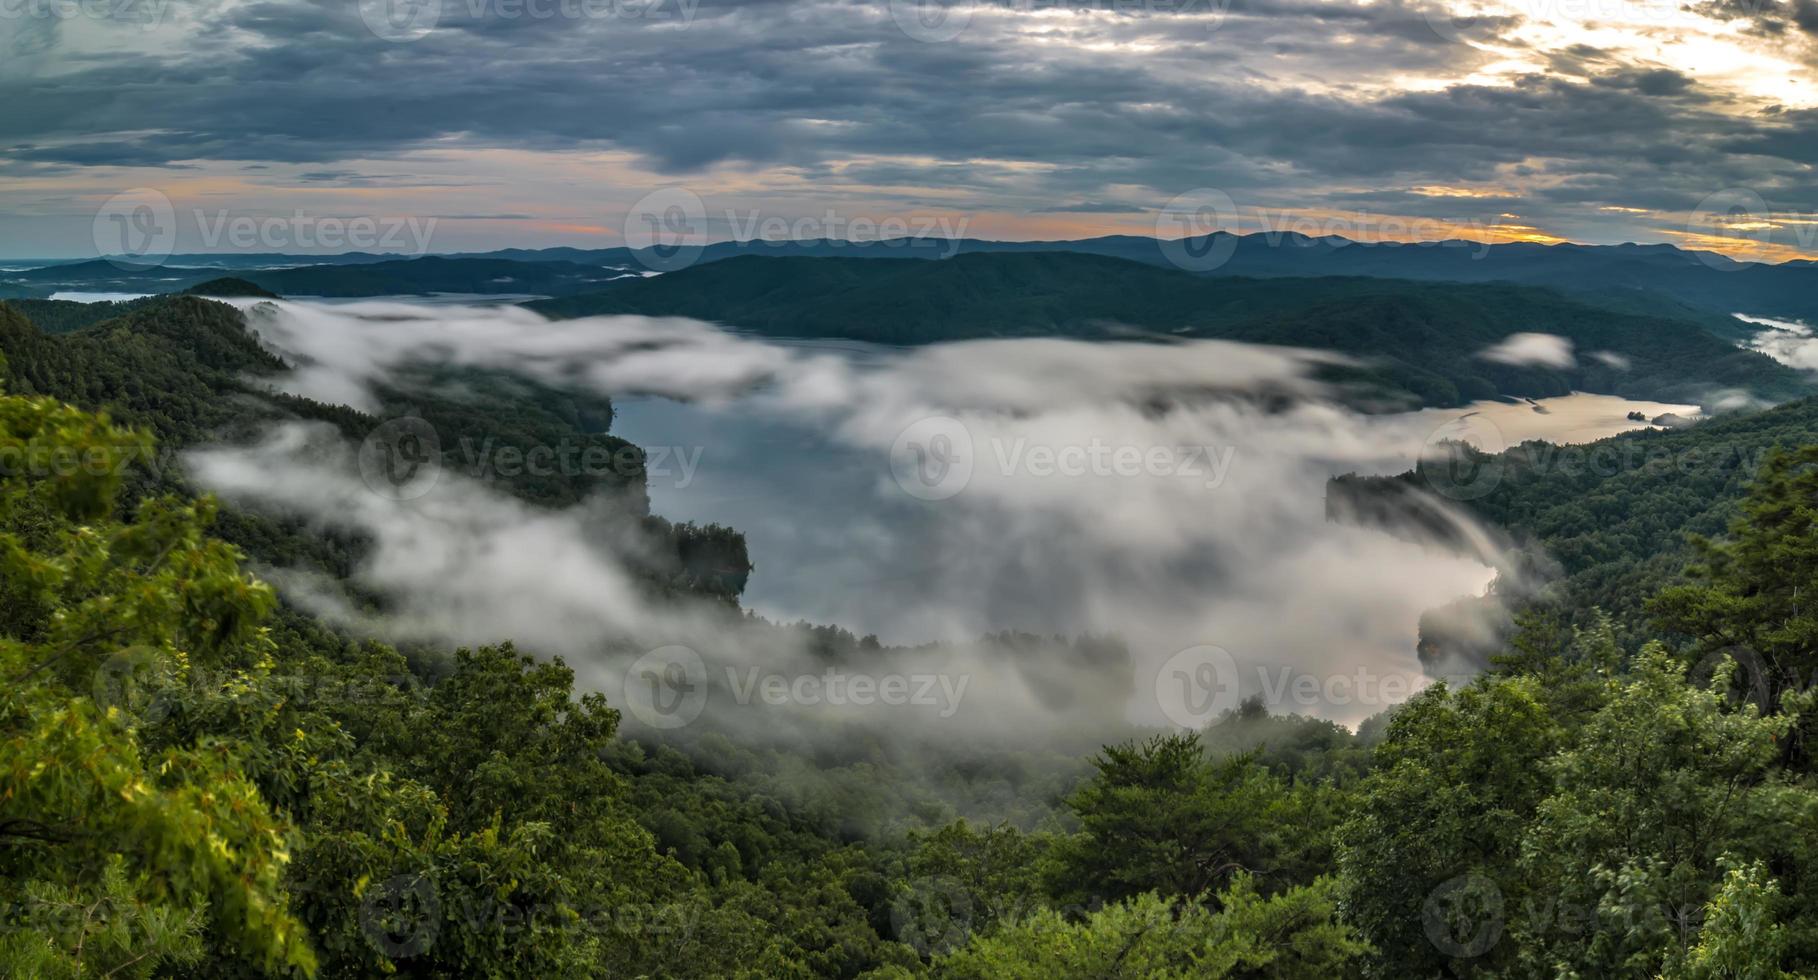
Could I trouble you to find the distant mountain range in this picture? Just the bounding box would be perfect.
[526,251,1807,409]
[6,233,1818,324]
[0,256,644,299]
[4,233,1815,410]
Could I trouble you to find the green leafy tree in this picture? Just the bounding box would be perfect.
[1514,647,1800,977]
[1336,676,1562,978]
[1654,446,1818,755]
[1682,860,1794,980]
[1048,734,1292,906]
[0,393,316,977]
[880,875,1366,979]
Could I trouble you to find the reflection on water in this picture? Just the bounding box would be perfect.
[1408,392,1701,452]
[48,291,153,303]
[46,291,552,306]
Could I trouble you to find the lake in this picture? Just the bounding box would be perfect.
[614,338,1698,644]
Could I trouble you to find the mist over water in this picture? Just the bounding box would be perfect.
[186,300,1682,730]
[1738,312,1818,371]
[619,371,1693,645]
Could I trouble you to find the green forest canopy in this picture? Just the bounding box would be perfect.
[6,295,1818,977]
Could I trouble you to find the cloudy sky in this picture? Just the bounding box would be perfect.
[6,0,1818,258]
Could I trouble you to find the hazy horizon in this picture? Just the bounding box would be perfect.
[5,228,1811,265]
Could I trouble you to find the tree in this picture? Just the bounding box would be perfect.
[887,876,1366,979]
[0,393,316,977]
[1653,445,1818,729]
[1048,733,1292,906]
[1336,677,1561,978]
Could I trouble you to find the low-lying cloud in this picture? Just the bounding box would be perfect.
[1737,312,1818,370]
[1477,331,1576,368]
[193,299,1512,735]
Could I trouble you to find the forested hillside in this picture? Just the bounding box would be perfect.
[1333,394,1818,651]
[7,296,1818,977]
[0,257,622,301]
[0,297,749,597]
[528,253,1806,408]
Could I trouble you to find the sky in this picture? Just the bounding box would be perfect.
[6,0,1818,259]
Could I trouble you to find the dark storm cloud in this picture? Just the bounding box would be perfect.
[1695,0,1818,37]
[5,0,1818,239]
